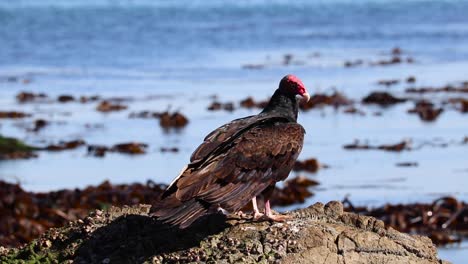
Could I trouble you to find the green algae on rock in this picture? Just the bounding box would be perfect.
[0,135,37,160]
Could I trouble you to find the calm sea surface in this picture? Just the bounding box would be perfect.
[1,1,468,262]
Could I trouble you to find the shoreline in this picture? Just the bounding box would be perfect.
[1,179,467,249]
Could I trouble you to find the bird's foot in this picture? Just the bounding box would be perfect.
[264,213,292,222]
[234,210,250,219]
[252,212,264,220]
[263,199,292,222]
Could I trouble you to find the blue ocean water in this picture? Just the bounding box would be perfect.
[2,0,468,71]
[1,1,468,262]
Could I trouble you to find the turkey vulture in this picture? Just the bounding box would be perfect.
[152,75,310,228]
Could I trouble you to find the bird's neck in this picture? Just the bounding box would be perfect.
[261,89,298,121]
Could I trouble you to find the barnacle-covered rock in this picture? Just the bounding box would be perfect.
[1,202,445,264]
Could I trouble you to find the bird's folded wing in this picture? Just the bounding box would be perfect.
[172,122,305,211]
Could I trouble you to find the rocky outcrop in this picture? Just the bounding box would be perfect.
[0,201,447,264]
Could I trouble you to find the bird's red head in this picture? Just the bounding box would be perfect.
[279,74,310,102]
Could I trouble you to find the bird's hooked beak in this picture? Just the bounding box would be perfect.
[296,92,311,103]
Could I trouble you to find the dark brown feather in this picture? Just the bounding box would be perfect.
[152,119,305,228]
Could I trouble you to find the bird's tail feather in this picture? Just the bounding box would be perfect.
[152,198,208,229]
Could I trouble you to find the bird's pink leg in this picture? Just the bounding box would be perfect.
[252,196,264,220]
[264,199,291,222]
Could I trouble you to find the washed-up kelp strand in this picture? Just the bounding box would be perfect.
[293,158,324,173]
[207,93,351,112]
[207,101,235,111]
[344,60,364,68]
[159,112,189,128]
[129,111,189,128]
[377,79,400,87]
[344,137,467,152]
[19,119,58,134]
[269,176,319,207]
[390,47,403,55]
[372,48,414,66]
[57,94,101,103]
[16,92,48,103]
[0,180,167,247]
[242,54,308,70]
[343,196,468,245]
[343,140,411,152]
[129,111,163,119]
[240,97,269,109]
[15,91,129,106]
[28,119,48,132]
[447,98,468,113]
[17,91,171,105]
[299,92,352,110]
[87,142,148,157]
[1,135,151,159]
[345,48,414,68]
[96,101,128,112]
[57,95,75,103]
[396,162,418,167]
[369,56,414,66]
[207,97,269,111]
[406,76,416,83]
[407,100,443,122]
[362,92,407,106]
[112,143,148,154]
[42,140,86,151]
[15,91,141,105]
[87,145,109,157]
[79,95,101,103]
[160,147,179,153]
[343,106,366,115]
[406,83,468,94]
[0,112,31,119]
[411,137,468,150]
[376,76,416,86]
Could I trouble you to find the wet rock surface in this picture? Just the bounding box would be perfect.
[0,135,37,160]
[0,202,446,264]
